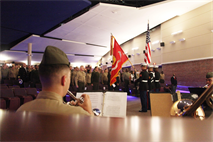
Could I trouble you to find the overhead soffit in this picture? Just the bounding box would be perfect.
[4,0,213,64]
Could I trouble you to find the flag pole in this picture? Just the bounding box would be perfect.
[127,58,136,71]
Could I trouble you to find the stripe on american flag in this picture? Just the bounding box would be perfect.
[144,23,151,64]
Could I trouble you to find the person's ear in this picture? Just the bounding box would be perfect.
[61,75,67,86]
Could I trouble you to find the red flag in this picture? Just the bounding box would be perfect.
[110,35,128,86]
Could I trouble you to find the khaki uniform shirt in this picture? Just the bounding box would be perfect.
[17,91,90,116]
[9,68,17,78]
[75,71,86,86]
[86,73,91,84]
[123,72,131,81]
[71,70,77,85]
[102,72,108,83]
[160,73,165,80]
[1,68,9,78]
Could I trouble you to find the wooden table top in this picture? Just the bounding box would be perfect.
[0,109,212,141]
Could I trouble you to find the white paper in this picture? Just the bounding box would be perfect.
[103,92,127,117]
[76,92,104,111]
[76,92,127,117]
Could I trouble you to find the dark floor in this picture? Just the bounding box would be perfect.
[126,96,151,117]
[126,95,213,119]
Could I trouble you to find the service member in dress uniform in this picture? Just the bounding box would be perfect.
[136,63,149,112]
[154,65,161,92]
[147,65,155,110]
[17,46,93,115]
[75,65,86,92]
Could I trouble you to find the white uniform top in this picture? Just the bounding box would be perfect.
[17,91,90,116]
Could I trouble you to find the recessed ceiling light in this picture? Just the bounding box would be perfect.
[170,41,176,44]
[171,30,183,35]
[179,38,185,42]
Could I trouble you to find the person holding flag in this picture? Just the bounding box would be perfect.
[135,63,149,112]
[136,21,151,112]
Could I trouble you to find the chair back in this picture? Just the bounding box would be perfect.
[13,88,27,96]
[1,86,8,89]
[0,89,15,97]
[25,88,38,95]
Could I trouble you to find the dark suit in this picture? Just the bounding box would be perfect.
[148,71,155,110]
[18,67,27,87]
[91,71,100,90]
[136,70,149,111]
[154,71,161,92]
[171,76,177,94]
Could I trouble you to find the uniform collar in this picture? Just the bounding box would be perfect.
[36,91,63,103]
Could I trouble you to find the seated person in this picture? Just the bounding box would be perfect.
[204,72,213,88]
[17,46,93,116]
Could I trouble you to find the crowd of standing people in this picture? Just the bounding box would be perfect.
[0,63,40,87]
[1,61,174,114]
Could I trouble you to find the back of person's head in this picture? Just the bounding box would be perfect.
[161,71,164,74]
[39,64,70,81]
[39,46,70,88]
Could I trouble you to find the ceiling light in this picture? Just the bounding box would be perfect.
[151,49,155,52]
[152,40,159,45]
[179,38,185,42]
[171,30,183,35]
[136,53,140,55]
[66,54,75,56]
[125,52,128,54]
[211,30,213,32]
[62,39,86,45]
[157,47,161,50]
[32,34,40,37]
[0,55,11,61]
[132,47,138,50]
[170,41,176,44]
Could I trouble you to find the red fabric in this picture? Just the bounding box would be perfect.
[110,36,128,86]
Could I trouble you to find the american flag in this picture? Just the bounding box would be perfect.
[144,23,151,64]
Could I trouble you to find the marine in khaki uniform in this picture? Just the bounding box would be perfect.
[71,67,78,86]
[122,69,131,95]
[17,46,93,116]
[102,69,108,85]
[75,65,86,92]
[86,69,92,86]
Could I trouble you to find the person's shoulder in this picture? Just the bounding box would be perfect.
[61,105,91,115]
[16,100,36,112]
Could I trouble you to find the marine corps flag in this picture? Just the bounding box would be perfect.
[110,35,128,86]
